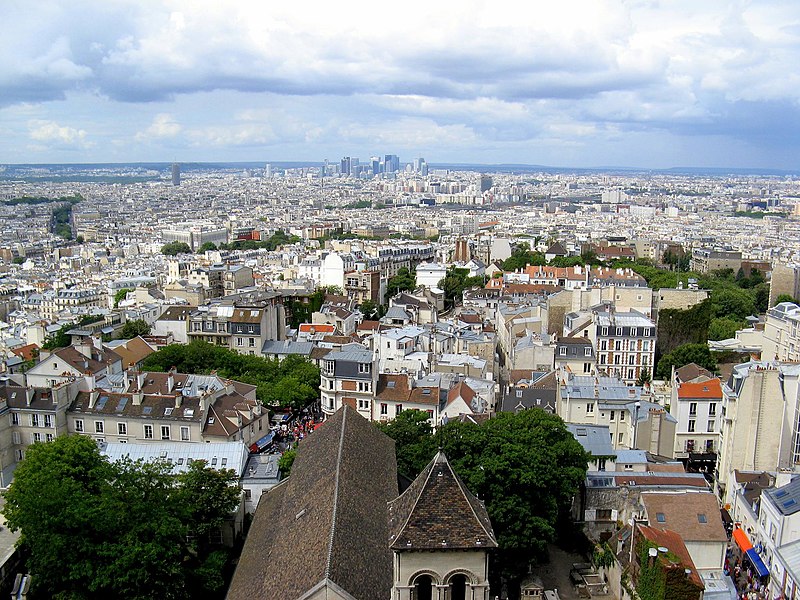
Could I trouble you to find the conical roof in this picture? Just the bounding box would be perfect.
[387,451,497,551]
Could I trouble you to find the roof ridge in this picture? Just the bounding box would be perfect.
[324,406,348,580]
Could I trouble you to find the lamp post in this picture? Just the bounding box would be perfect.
[633,401,641,450]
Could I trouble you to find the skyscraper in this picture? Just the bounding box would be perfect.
[171,163,181,186]
[340,156,351,176]
[264,163,272,178]
[384,154,400,173]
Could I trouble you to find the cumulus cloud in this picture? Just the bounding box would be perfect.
[135,113,181,140]
[28,119,90,147]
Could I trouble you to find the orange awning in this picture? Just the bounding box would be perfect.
[733,527,753,552]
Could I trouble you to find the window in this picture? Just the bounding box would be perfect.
[600,341,607,351]
[584,347,592,356]
[236,337,243,347]
[686,439,695,452]
[643,340,649,351]
[689,402,697,416]
[358,399,370,410]
[587,403,594,413]
[601,327,608,336]
[559,347,567,356]
[707,421,715,433]
[609,411,615,421]
[395,404,403,415]
[12,432,20,445]
[516,390,523,398]
[624,464,634,471]
[598,458,606,471]
[644,328,651,336]
[584,362,591,373]
[118,422,127,435]
[44,414,53,428]
[46,433,54,442]
[15,450,24,462]
[616,327,623,336]
[709,403,717,416]
[32,433,42,443]
[597,509,612,521]
[95,421,104,434]
[161,426,171,440]
[697,514,707,523]
[248,338,255,347]
[74,419,84,432]
[358,381,371,392]
[181,426,190,441]
[380,403,388,415]
[631,328,637,337]
[705,440,714,452]
[358,363,371,374]
[11,413,19,425]
[656,512,666,523]
[618,432,624,444]
[427,410,434,418]
[619,411,625,422]
[144,424,153,439]
[30,414,40,427]
[688,419,696,432]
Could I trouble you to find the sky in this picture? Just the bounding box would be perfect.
[1,0,798,169]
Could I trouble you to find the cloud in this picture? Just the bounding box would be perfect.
[135,113,181,141]
[28,119,90,148]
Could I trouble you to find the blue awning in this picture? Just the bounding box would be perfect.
[254,432,274,450]
[745,548,769,578]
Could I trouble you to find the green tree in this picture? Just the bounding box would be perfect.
[120,319,151,339]
[635,367,651,386]
[161,241,192,255]
[655,343,717,379]
[711,288,756,319]
[439,266,486,310]
[197,241,218,253]
[2,435,240,599]
[375,409,437,477]
[708,317,745,341]
[358,299,380,320]
[386,267,416,299]
[380,409,588,587]
[41,324,72,350]
[278,449,296,476]
[113,288,132,308]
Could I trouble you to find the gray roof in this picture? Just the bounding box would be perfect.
[764,477,800,516]
[261,340,315,356]
[101,441,248,474]
[566,423,615,457]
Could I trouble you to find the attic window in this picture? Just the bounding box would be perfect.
[177,458,184,465]
[211,457,218,466]
[576,428,587,436]
[784,499,797,509]
[422,389,431,395]
[221,458,227,466]
[697,514,707,523]
[702,386,708,392]
[656,513,666,523]
[164,407,173,416]
[775,489,788,498]
[387,381,396,388]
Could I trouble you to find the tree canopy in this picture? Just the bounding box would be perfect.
[161,241,192,255]
[655,343,718,379]
[2,435,240,599]
[197,241,218,253]
[119,319,151,339]
[439,266,486,310]
[386,267,416,299]
[378,409,589,586]
[141,341,320,409]
[113,288,132,308]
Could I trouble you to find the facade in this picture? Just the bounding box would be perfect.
[554,337,596,375]
[320,346,377,420]
[689,248,742,274]
[344,269,381,304]
[592,309,656,384]
[671,379,723,457]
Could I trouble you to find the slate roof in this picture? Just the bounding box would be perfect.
[388,451,497,551]
[764,477,800,516]
[226,406,398,600]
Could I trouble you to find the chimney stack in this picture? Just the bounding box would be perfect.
[132,391,143,406]
[174,390,182,409]
[89,390,99,409]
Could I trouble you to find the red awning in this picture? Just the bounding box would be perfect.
[733,527,753,552]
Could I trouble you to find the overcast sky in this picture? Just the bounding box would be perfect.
[1,0,798,168]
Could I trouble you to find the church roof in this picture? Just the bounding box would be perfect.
[387,451,497,551]
[226,406,398,600]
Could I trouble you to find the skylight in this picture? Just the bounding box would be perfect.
[656,513,666,523]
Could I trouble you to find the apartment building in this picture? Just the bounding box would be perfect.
[761,302,800,361]
[344,269,381,304]
[320,345,377,420]
[554,337,596,375]
[690,248,742,274]
[26,342,123,388]
[671,378,723,457]
[716,362,800,498]
[592,309,656,384]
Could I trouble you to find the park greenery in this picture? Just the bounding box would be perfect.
[141,341,320,409]
[161,241,193,255]
[440,266,486,310]
[1,194,82,207]
[2,435,240,599]
[377,408,589,587]
[41,315,105,350]
[52,203,75,240]
[113,288,132,308]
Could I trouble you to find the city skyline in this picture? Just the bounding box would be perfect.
[1,0,798,169]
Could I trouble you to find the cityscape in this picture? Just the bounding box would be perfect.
[1,1,800,600]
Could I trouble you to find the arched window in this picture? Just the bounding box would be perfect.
[449,574,467,600]
[413,574,433,600]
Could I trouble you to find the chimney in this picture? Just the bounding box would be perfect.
[174,390,182,409]
[167,371,174,393]
[89,390,99,409]
[132,391,143,406]
[91,335,102,350]
[77,344,92,360]
[25,387,35,406]
[137,371,145,390]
